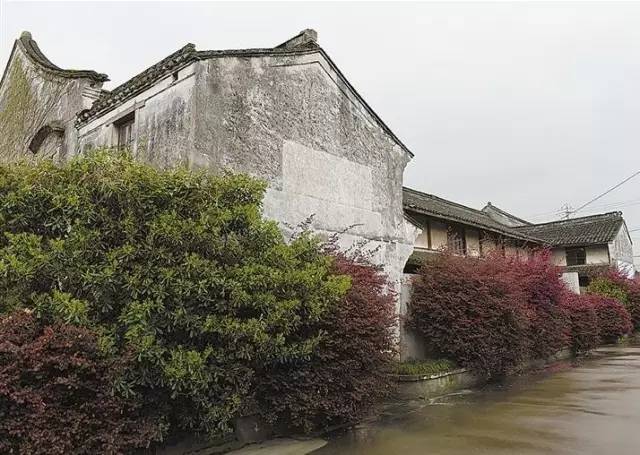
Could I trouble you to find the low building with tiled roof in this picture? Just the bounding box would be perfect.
[402,187,544,272]
[402,188,635,292]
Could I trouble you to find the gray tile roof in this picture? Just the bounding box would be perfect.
[403,187,543,243]
[514,212,624,246]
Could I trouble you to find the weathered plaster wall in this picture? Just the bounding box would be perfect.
[0,44,96,162]
[561,272,580,294]
[182,53,415,288]
[551,248,567,266]
[610,226,635,277]
[586,245,609,264]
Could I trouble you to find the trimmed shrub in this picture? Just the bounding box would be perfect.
[0,310,164,454]
[560,293,600,354]
[487,251,569,359]
[0,152,350,437]
[591,295,632,343]
[408,250,573,377]
[255,252,397,433]
[408,252,531,377]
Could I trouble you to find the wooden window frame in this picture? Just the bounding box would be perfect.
[566,247,587,266]
[115,112,135,150]
[447,223,467,255]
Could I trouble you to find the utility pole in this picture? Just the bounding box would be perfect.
[560,203,574,219]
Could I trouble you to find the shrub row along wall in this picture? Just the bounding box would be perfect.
[408,251,635,378]
[0,152,397,453]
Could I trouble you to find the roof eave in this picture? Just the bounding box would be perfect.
[403,205,544,244]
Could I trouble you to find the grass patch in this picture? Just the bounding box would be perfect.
[395,359,457,376]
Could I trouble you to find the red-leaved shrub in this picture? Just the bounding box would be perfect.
[256,252,397,432]
[486,251,569,359]
[560,293,600,354]
[591,295,632,343]
[408,252,531,377]
[0,311,164,454]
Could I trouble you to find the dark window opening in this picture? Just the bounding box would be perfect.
[566,247,586,266]
[447,225,466,255]
[115,112,135,150]
[403,262,420,274]
[578,275,591,288]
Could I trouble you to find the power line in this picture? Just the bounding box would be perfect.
[567,169,640,218]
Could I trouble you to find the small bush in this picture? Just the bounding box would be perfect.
[255,252,397,433]
[588,270,640,330]
[561,293,600,354]
[395,359,457,376]
[591,295,632,343]
[0,310,164,454]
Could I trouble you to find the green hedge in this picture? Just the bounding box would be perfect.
[0,151,351,438]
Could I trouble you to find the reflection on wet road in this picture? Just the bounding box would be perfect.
[315,344,640,454]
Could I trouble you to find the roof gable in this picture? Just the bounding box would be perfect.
[72,29,413,157]
[481,202,531,227]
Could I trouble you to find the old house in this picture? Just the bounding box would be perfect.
[514,212,635,291]
[0,29,418,301]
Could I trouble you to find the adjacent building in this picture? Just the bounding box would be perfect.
[515,212,635,291]
[402,187,542,273]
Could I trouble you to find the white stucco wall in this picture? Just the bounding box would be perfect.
[466,229,480,256]
[430,220,448,250]
[585,245,609,264]
[551,248,567,266]
[609,225,635,277]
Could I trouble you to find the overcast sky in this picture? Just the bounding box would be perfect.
[1,1,639,260]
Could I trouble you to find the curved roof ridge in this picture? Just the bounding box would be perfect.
[17,31,108,82]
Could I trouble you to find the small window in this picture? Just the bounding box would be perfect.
[115,112,135,150]
[566,247,586,266]
[447,225,466,255]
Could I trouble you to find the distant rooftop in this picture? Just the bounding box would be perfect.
[515,212,626,246]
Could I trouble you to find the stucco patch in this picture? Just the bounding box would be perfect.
[281,140,373,211]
